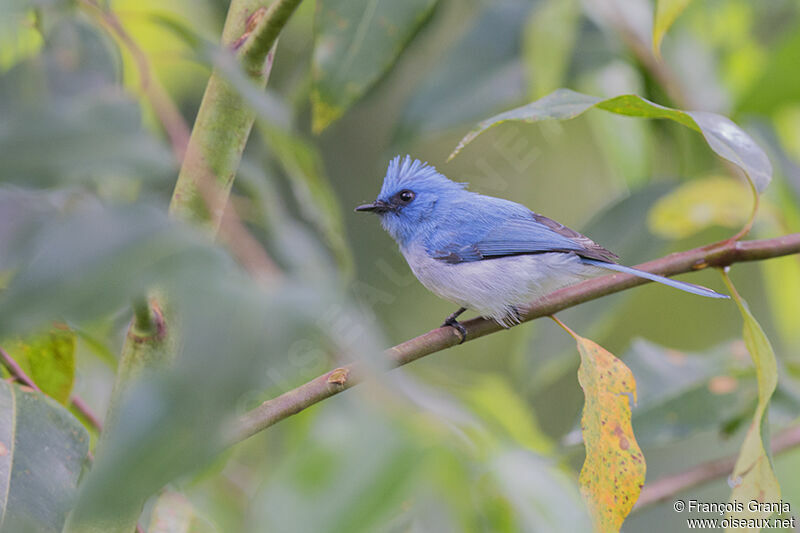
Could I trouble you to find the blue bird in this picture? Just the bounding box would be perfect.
[356,156,728,341]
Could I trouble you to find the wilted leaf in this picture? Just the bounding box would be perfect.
[0,381,89,533]
[652,0,694,57]
[311,0,439,133]
[3,327,76,404]
[449,89,772,194]
[647,176,754,239]
[574,334,645,532]
[720,272,781,524]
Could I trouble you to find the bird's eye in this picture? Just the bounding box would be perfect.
[398,190,415,204]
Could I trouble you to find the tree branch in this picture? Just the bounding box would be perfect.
[232,233,800,444]
[169,0,304,230]
[635,423,800,509]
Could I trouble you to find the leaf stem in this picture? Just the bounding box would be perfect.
[549,315,579,340]
[728,179,760,243]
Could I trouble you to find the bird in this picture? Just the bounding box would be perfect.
[356,155,728,341]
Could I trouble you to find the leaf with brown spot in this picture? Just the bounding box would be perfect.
[575,335,645,532]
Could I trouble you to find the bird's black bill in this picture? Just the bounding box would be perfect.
[354,200,389,214]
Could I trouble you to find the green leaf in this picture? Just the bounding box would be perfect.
[3,328,76,404]
[720,271,781,523]
[574,333,645,532]
[311,0,439,133]
[652,0,694,58]
[0,19,174,188]
[0,196,231,337]
[624,339,757,446]
[523,0,579,98]
[250,405,421,533]
[647,176,754,239]
[449,89,773,194]
[736,25,800,116]
[396,0,532,138]
[491,450,592,532]
[0,381,89,533]
[461,375,552,454]
[258,122,354,279]
[759,246,800,352]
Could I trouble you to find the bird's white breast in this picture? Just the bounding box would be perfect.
[400,244,601,327]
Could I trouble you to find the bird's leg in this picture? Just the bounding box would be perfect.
[441,307,468,344]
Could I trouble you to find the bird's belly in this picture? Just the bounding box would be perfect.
[401,247,600,327]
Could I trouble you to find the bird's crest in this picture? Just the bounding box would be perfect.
[380,155,466,197]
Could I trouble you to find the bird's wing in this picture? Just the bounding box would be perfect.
[428,207,618,264]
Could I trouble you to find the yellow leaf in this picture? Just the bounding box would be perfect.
[648,176,754,239]
[653,0,694,58]
[4,327,76,405]
[310,95,342,134]
[720,272,780,531]
[576,335,645,532]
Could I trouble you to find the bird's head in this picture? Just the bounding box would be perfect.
[356,155,467,246]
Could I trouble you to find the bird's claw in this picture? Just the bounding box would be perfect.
[441,318,467,344]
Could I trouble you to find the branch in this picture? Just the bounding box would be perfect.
[635,423,800,509]
[169,0,304,230]
[238,0,304,76]
[79,0,191,161]
[232,233,800,443]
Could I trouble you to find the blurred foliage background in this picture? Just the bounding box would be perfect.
[0,0,799,531]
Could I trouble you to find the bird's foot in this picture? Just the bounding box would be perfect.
[441,317,467,344]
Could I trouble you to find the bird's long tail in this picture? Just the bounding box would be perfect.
[581,259,729,299]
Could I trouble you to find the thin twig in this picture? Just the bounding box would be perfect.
[78,0,191,161]
[0,346,103,431]
[635,423,800,509]
[70,395,104,432]
[0,346,40,392]
[231,233,800,443]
